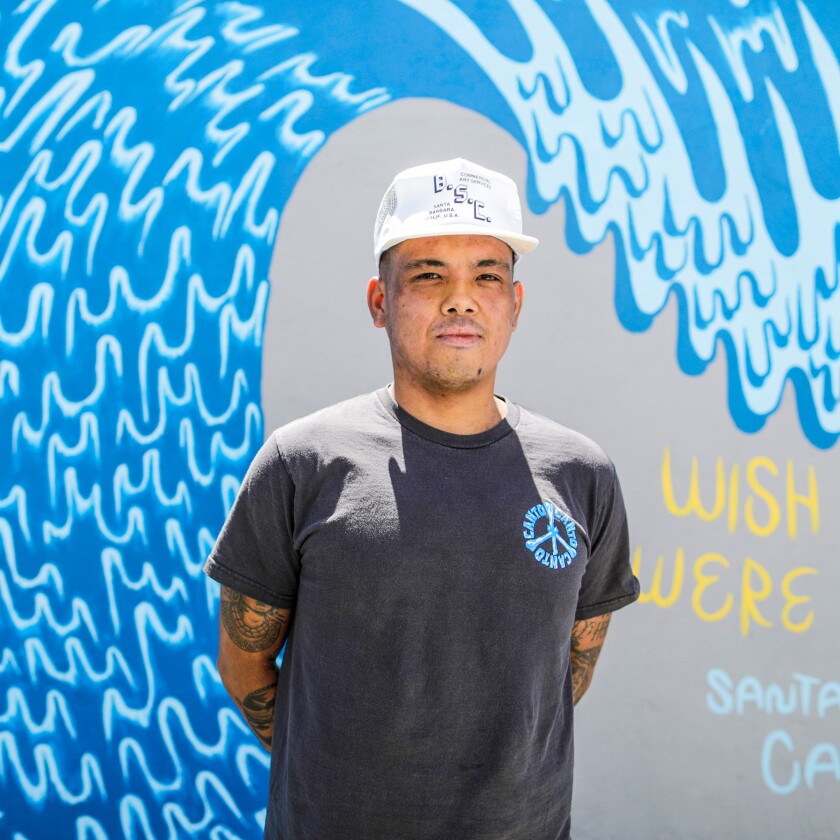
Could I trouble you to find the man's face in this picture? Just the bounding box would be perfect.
[367,234,524,397]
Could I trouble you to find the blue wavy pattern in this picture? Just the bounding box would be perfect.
[1,0,839,836]
[406,0,840,445]
[0,0,389,835]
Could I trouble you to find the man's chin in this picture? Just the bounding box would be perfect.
[420,367,492,395]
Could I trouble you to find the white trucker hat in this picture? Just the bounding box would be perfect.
[373,158,539,261]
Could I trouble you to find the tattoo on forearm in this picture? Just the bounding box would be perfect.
[570,615,611,704]
[239,682,277,748]
[221,588,288,652]
[574,616,610,645]
[571,645,603,703]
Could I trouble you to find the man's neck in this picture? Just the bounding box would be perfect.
[389,381,507,435]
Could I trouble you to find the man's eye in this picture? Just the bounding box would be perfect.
[477,274,502,282]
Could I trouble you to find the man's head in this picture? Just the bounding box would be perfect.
[368,159,538,402]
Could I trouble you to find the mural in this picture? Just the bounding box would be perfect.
[1,0,838,836]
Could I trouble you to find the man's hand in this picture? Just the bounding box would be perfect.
[570,613,611,705]
[217,586,292,751]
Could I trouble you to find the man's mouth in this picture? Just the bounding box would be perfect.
[435,320,483,347]
[436,331,482,347]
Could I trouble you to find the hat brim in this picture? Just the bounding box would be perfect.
[376,225,539,261]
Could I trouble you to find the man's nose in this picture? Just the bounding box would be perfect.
[441,277,477,314]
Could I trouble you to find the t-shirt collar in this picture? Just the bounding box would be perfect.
[376,386,520,449]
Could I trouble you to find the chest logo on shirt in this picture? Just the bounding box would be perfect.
[521,500,578,570]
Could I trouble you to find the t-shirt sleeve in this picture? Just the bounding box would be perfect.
[203,433,300,608]
[574,463,639,620]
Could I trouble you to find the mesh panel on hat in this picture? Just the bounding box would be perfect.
[374,186,397,244]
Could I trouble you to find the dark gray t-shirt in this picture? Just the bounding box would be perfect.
[205,388,638,840]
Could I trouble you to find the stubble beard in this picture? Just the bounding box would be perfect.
[386,318,509,399]
[424,364,486,395]
[396,350,493,398]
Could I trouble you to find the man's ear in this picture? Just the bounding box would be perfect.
[367,277,387,328]
[512,280,524,330]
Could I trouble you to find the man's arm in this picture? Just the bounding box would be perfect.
[217,585,292,751]
[570,613,611,705]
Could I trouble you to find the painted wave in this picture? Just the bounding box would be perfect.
[406,0,840,445]
[0,0,388,836]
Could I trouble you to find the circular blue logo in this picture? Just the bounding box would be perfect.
[521,500,578,569]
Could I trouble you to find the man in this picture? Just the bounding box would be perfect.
[205,158,639,839]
